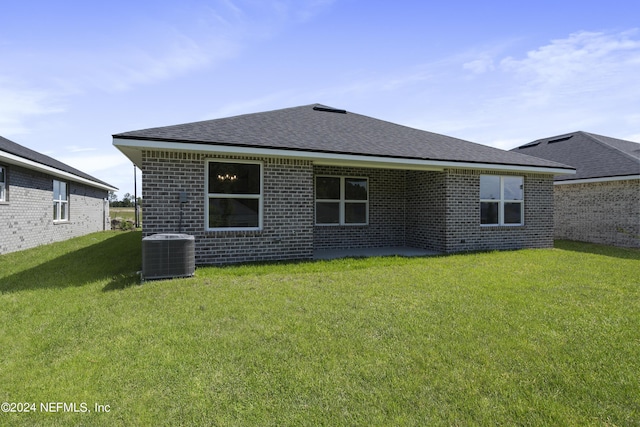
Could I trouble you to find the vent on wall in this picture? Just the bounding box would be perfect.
[142,234,195,281]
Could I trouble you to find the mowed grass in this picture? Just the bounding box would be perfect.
[0,232,638,426]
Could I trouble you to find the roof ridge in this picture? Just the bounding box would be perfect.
[517,131,578,147]
[579,131,640,163]
[114,104,329,137]
[0,135,115,189]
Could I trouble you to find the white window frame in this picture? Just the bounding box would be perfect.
[480,175,524,226]
[315,175,369,226]
[53,180,69,222]
[0,166,6,202]
[205,159,263,232]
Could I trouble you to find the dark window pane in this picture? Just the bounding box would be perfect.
[209,198,259,228]
[504,202,523,224]
[345,203,367,224]
[481,202,499,225]
[345,178,367,200]
[209,162,260,194]
[504,177,523,200]
[316,202,339,224]
[0,167,4,183]
[53,202,58,220]
[480,175,500,199]
[316,177,340,200]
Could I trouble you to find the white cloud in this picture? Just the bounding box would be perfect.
[54,31,235,94]
[64,146,98,153]
[463,56,495,74]
[500,30,640,101]
[0,78,65,135]
[351,29,640,149]
[57,153,131,174]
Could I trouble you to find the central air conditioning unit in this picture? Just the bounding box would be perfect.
[142,234,195,281]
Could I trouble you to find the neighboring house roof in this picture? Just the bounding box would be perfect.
[114,104,574,174]
[512,131,640,182]
[0,135,117,191]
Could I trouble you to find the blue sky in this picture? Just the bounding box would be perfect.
[2,0,639,196]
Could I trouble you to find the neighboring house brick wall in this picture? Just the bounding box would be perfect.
[141,151,314,265]
[554,179,640,248]
[443,170,555,252]
[0,164,109,255]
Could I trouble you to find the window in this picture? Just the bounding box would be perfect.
[53,180,69,222]
[316,176,368,225]
[0,166,5,202]
[206,160,263,230]
[480,175,523,226]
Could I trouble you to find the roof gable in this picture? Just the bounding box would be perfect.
[114,104,572,171]
[512,131,640,181]
[0,135,116,190]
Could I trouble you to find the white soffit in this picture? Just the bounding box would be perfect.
[554,175,640,185]
[0,151,117,192]
[113,138,576,175]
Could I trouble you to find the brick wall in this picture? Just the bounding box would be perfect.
[313,167,555,254]
[405,170,447,251]
[313,166,405,250]
[0,164,109,255]
[554,179,640,248]
[443,169,555,252]
[141,152,557,265]
[141,151,314,265]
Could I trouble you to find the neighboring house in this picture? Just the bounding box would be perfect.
[0,135,117,255]
[113,104,574,265]
[512,131,640,248]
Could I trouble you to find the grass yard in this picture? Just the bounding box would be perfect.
[109,207,135,221]
[0,232,638,426]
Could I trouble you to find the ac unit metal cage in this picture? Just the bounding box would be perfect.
[142,234,195,280]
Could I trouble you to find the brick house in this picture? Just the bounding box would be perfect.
[113,104,574,265]
[512,131,640,248]
[0,136,117,254]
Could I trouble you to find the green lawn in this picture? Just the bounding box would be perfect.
[1,232,638,426]
[109,207,136,221]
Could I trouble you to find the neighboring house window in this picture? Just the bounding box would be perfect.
[53,180,69,222]
[316,176,368,225]
[480,175,524,226]
[206,160,263,230]
[0,166,5,202]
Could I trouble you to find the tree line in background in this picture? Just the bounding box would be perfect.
[109,192,142,208]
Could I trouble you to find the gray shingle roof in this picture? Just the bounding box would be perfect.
[511,131,640,181]
[0,135,116,189]
[114,104,572,170]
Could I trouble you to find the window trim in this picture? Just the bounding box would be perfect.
[480,175,524,226]
[205,159,264,232]
[0,165,6,202]
[53,179,69,222]
[315,175,369,226]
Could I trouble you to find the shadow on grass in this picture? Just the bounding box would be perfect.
[555,239,640,260]
[0,232,142,294]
